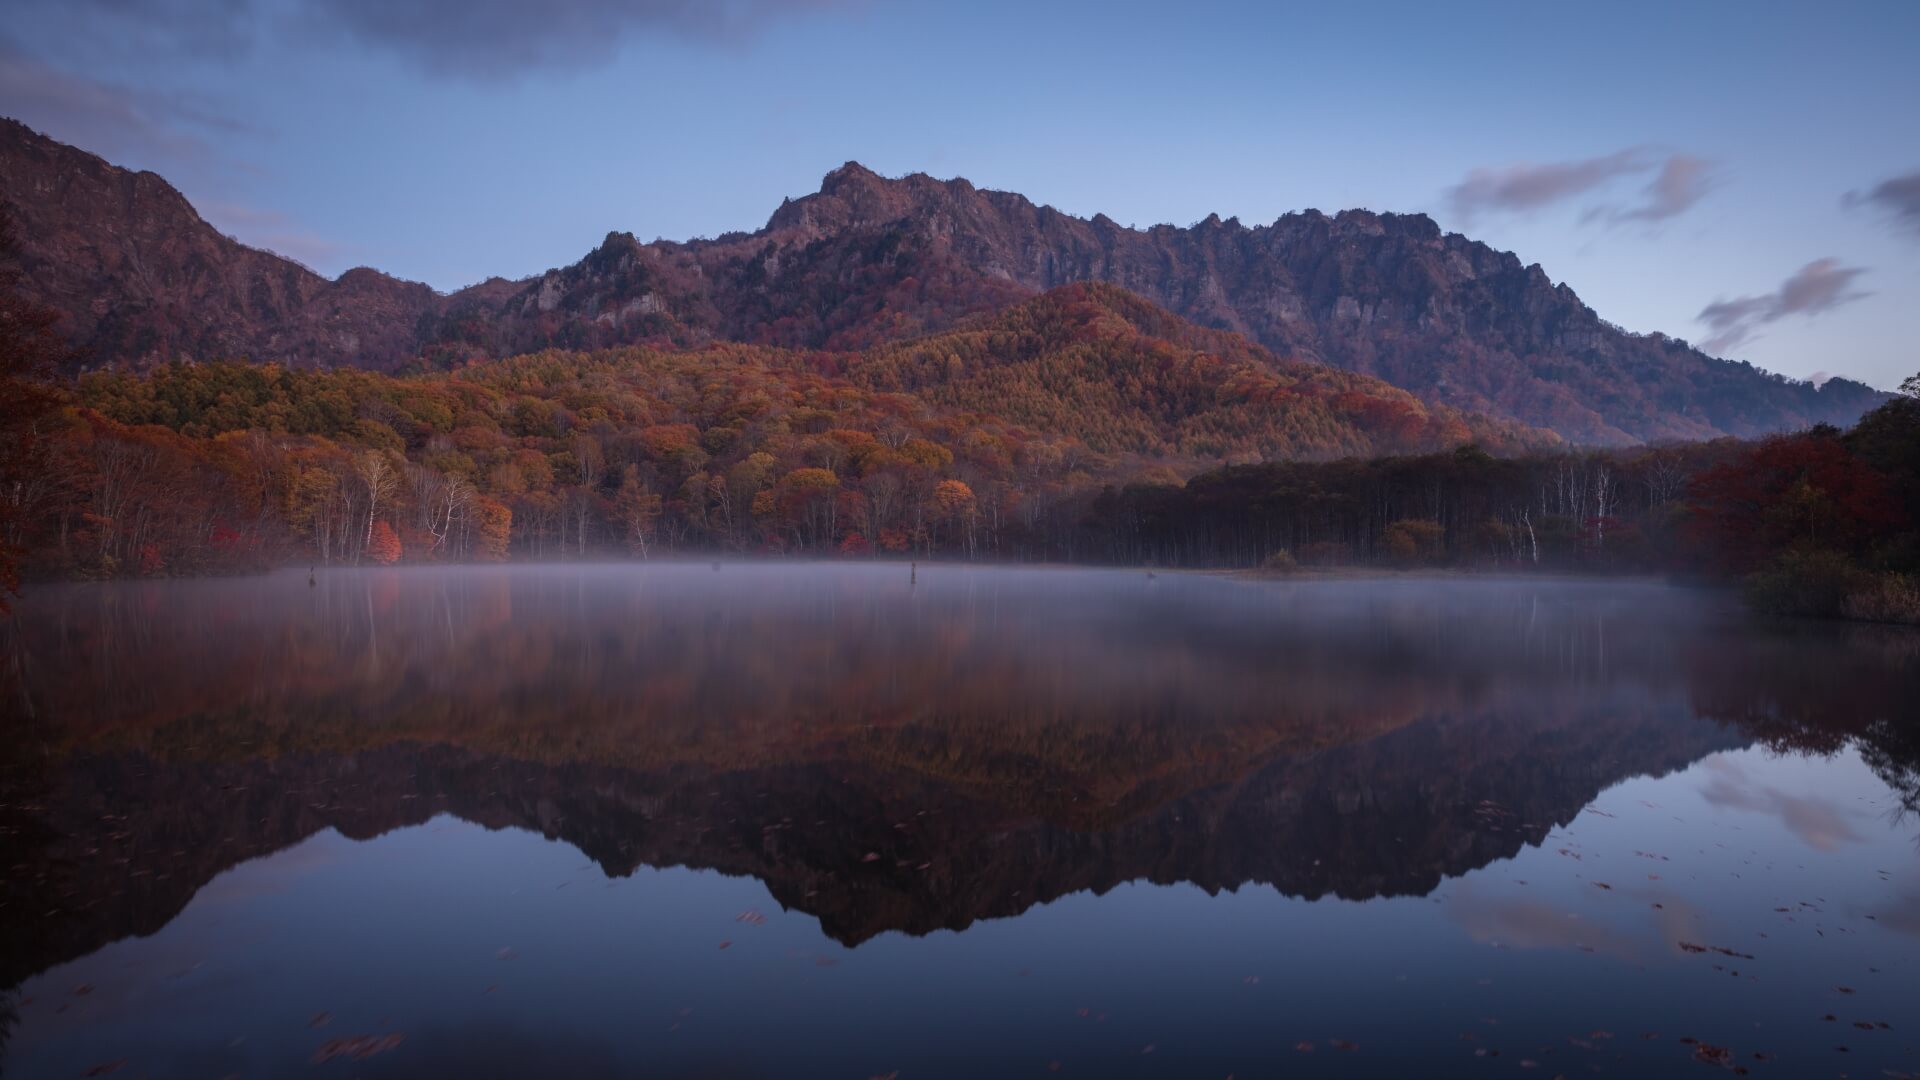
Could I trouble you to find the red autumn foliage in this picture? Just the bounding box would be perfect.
[367,519,403,564]
[1686,430,1901,574]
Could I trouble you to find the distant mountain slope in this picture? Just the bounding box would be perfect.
[0,118,439,369]
[848,282,1547,458]
[1,118,1887,443]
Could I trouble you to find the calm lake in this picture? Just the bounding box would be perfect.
[1,565,1916,1078]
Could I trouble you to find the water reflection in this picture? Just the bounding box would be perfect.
[1,566,1916,1077]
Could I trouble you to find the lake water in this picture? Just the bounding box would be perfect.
[1,565,1916,1078]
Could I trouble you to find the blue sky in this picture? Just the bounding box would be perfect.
[4,0,1917,389]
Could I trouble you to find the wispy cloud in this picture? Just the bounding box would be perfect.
[195,199,348,273]
[1845,169,1920,239]
[1696,259,1870,354]
[1449,148,1719,227]
[1607,154,1719,223]
[0,37,258,181]
[1448,148,1648,220]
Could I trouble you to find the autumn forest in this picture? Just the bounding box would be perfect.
[5,267,1918,625]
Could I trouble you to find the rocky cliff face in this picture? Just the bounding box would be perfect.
[1,120,1887,443]
[715,163,1887,443]
[0,118,440,370]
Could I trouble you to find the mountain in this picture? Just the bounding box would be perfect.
[1,117,1887,444]
[738,164,1890,444]
[0,118,439,370]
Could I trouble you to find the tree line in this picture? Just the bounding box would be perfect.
[1083,380,1919,620]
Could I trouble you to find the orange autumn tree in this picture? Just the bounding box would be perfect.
[367,519,403,564]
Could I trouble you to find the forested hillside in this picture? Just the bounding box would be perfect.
[0,283,1547,581]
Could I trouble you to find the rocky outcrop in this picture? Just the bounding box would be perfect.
[2,120,1887,442]
[715,163,1888,443]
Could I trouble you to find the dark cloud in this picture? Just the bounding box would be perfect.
[9,0,259,66]
[1450,148,1719,226]
[10,0,849,81]
[307,0,853,80]
[1696,258,1871,355]
[1845,170,1920,239]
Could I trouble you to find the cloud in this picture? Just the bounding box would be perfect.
[1695,258,1870,354]
[10,0,851,82]
[304,0,852,80]
[8,0,259,65]
[1449,148,1718,226]
[0,37,255,177]
[1609,154,1719,223]
[196,199,348,273]
[1845,170,1920,239]
[1449,148,1649,220]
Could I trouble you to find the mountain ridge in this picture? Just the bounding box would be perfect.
[0,117,1888,445]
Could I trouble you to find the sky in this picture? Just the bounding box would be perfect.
[3,0,1917,390]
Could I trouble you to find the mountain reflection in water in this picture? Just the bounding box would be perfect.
[1,565,1916,1078]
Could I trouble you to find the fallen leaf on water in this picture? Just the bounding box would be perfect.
[83,1063,125,1078]
[310,1033,406,1064]
[1293,1042,1314,1053]
[1691,1043,1734,1069]
[308,1012,331,1028]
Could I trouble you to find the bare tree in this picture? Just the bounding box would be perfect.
[356,451,399,562]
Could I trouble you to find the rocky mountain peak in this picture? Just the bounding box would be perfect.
[1,121,1889,442]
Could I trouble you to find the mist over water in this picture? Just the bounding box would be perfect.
[2,565,1916,1078]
